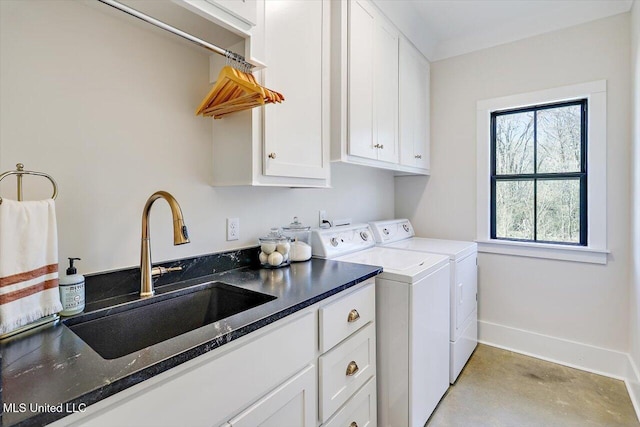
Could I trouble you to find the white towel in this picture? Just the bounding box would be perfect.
[0,198,62,334]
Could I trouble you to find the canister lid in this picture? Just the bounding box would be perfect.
[282,217,310,231]
[259,227,289,242]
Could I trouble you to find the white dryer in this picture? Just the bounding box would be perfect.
[311,224,450,427]
[369,219,478,384]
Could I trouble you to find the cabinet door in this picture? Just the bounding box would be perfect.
[228,364,316,427]
[347,0,376,161]
[263,0,328,180]
[399,39,429,169]
[399,37,430,170]
[374,16,399,164]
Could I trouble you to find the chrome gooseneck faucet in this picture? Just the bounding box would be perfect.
[140,191,190,297]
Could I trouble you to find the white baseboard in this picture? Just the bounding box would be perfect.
[479,320,640,421]
[478,321,640,420]
[479,320,631,379]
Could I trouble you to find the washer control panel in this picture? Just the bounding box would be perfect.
[311,224,375,258]
[369,219,415,244]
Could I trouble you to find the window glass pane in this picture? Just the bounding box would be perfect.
[537,105,582,173]
[537,179,581,243]
[495,180,534,240]
[495,112,534,175]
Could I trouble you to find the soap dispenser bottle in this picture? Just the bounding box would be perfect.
[59,257,85,316]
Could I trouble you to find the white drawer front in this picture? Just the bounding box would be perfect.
[319,283,375,352]
[319,322,376,421]
[322,376,377,427]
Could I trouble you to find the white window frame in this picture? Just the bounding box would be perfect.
[476,80,609,264]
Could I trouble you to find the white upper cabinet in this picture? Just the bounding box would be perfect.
[262,0,328,181]
[209,0,330,187]
[341,0,398,165]
[398,36,430,174]
[332,0,429,175]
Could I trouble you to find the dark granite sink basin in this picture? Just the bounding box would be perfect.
[65,282,276,360]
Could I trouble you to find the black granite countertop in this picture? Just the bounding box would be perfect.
[0,253,381,427]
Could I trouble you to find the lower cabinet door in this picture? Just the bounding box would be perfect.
[228,364,316,427]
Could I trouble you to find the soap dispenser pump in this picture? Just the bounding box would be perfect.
[59,257,85,316]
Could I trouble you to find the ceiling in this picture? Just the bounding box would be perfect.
[373,0,633,61]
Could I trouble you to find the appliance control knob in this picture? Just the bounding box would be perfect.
[330,237,339,247]
[403,224,410,232]
[360,231,369,241]
[383,228,389,235]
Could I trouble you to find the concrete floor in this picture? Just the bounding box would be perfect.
[427,344,639,427]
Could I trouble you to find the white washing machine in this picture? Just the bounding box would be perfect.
[311,224,450,427]
[369,219,478,384]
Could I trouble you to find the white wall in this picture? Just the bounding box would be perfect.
[630,0,640,413]
[0,0,395,275]
[396,14,632,370]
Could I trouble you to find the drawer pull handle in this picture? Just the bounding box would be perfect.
[350,423,358,427]
[347,309,360,323]
[346,361,359,376]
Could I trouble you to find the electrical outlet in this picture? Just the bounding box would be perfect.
[227,218,239,241]
[319,210,327,227]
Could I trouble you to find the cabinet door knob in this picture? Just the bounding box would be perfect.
[379,144,384,149]
[350,423,358,427]
[268,152,276,159]
[373,144,380,149]
[415,154,422,159]
[347,309,360,323]
[346,360,359,376]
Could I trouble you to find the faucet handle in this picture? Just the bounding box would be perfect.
[151,266,183,277]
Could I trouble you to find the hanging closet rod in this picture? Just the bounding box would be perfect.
[97,0,253,69]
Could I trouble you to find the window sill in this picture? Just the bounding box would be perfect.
[476,239,609,264]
